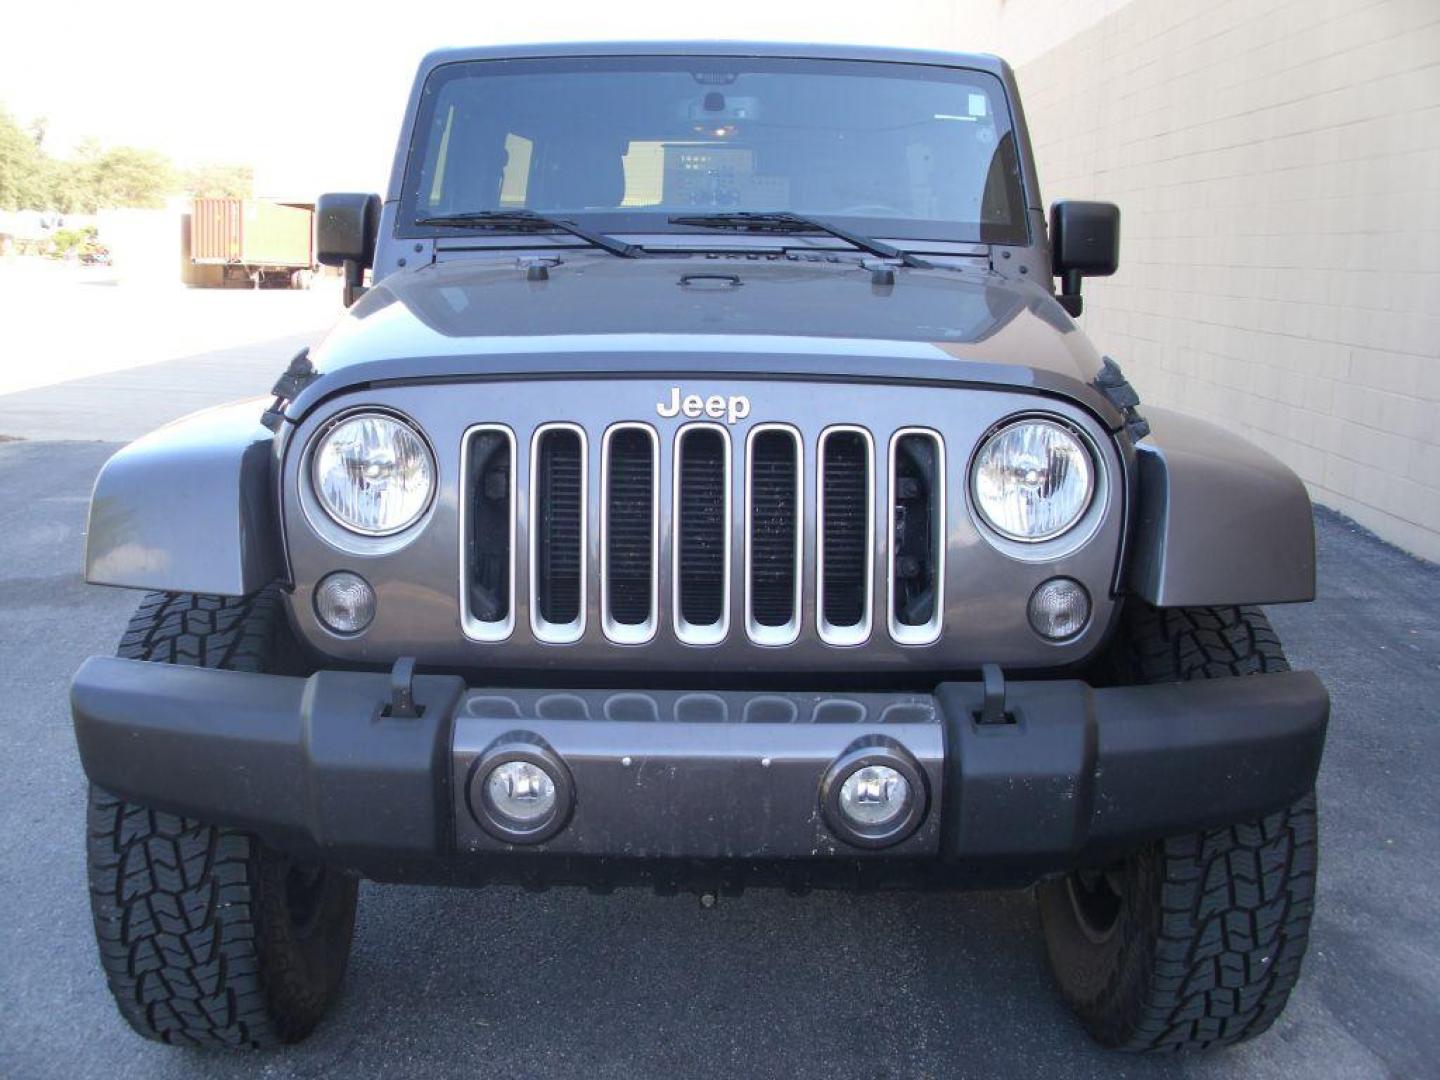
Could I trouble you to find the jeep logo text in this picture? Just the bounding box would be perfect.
[656,387,751,425]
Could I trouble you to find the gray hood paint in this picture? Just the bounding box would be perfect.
[289,257,1122,427]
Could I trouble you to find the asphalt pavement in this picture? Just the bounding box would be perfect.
[1,326,1437,1078]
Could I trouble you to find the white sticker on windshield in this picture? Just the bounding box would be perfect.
[968,93,988,118]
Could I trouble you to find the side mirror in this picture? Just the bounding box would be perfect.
[1049,200,1119,318]
[316,193,382,306]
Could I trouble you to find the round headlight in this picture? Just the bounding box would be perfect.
[312,413,434,535]
[972,419,1094,542]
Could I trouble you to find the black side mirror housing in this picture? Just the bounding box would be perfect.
[1049,200,1120,318]
[316,193,382,306]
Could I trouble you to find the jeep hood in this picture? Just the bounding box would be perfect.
[289,256,1121,427]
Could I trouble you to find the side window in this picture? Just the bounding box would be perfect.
[499,133,533,207]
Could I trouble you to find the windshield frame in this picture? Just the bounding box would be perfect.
[395,54,1031,248]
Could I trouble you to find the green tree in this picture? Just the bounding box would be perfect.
[184,162,253,200]
[85,146,174,209]
[0,105,46,210]
[43,157,90,213]
[1,106,200,213]
[39,137,97,212]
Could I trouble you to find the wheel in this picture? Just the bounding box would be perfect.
[1038,604,1319,1051]
[87,588,358,1048]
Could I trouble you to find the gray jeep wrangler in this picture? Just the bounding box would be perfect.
[72,43,1327,1053]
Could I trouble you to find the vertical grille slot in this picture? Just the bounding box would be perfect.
[673,425,730,644]
[888,429,945,645]
[746,425,801,644]
[818,427,873,645]
[602,424,658,643]
[530,424,586,642]
[461,425,515,641]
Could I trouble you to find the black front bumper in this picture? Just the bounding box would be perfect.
[71,657,1328,889]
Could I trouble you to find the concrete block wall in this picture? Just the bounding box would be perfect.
[1013,0,1440,561]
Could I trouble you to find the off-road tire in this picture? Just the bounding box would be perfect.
[1038,603,1318,1051]
[1109,603,1293,683]
[87,588,358,1049]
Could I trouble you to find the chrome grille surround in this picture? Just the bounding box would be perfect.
[599,422,659,645]
[671,422,732,646]
[458,423,516,642]
[887,427,946,647]
[528,422,587,644]
[816,425,875,647]
[744,423,803,647]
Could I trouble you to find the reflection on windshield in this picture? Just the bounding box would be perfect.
[405,57,1027,245]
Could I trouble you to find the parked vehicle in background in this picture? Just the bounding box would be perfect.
[183,196,316,287]
[72,41,1328,1054]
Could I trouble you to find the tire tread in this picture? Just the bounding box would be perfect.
[89,586,349,1049]
[1123,794,1316,1051]
[1042,603,1317,1052]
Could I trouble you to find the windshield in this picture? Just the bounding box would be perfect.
[402,56,1028,246]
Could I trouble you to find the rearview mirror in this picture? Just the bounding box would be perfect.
[316,193,382,306]
[1049,200,1120,318]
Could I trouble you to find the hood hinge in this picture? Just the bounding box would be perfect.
[1094,356,1150,441]
[261,348,320,432]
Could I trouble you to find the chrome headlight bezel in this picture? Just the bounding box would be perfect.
[968,414,1101,549]
[307,409,437,539]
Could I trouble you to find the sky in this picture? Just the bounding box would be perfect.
[0,0,1109,198]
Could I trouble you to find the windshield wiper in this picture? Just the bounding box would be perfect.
[415,210,644,259]
[667,211,934,270]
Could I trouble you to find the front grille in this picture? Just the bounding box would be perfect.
[467,420,947,649]
[461,425,515,640]
[818,428,873,644]
[747,426,800,641]
[603,425,657,641]
[531,425,585,640]
[888,430,945,645]
[674,426,729,642]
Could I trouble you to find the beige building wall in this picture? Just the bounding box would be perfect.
[1009,0,1440,562]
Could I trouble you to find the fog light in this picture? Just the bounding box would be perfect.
[1028,577,1090,640]
[485,761,557,825]
[468,742,574,844]
[314,571,376,634]
[820,746,927,849]
[839,766,909,827]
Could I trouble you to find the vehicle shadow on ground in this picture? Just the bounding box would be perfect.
[253,880,1315,1080]
[336,881,1086,1077]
